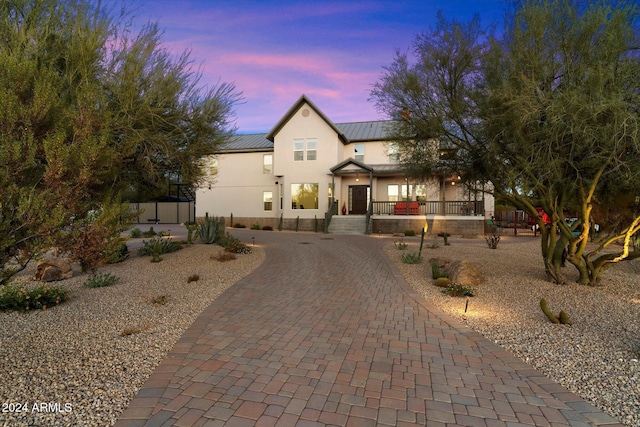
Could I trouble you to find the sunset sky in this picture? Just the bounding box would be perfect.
[114,0,507,133]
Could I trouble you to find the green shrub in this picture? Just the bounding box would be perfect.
[251,222,261,230]
[103,242,129,264]
[129,228,142,238]
[233,223,246,228]
[394,240,408,250]
[433,277,451,287]
[137,237,181,257]
[404,230,416,236]
[441,283,475,297]
[142,226,157,238]
[84,272,118,288]
[401,252,421,264]
[0,283,70,312]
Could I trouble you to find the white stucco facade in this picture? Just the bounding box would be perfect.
[195,95,494,233]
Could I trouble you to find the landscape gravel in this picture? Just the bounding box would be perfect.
[386,235,640,426]
[1,232,638,426]
[0,239,265,427]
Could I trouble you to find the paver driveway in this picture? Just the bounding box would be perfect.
[115,230,622,427]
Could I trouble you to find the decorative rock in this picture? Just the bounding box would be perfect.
[448,259,484,286]
[33,258,73,282]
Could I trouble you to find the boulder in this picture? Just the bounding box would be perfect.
[448,260,484,287]
[34,258,73,282]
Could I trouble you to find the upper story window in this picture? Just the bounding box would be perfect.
[263,154,273,174]
[354,144,364,162]
[207,156,218,176]
[293,138,316,161]
[294,139,304,161]
[306,139,317,160]
[388,144,399,164]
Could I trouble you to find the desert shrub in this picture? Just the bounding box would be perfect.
[433,277,451,288]
[485,233,501,249]
[394,240,408,250]
[152,295,170,306]
[251,222,261,230]
[404,230,416,236]
[0,283,70,312]
[142,227,157,238]
[212,252,237,262]
[441,283,475,297]
[262,225,273,231]
[401,253,421,264]
[129,228,142,238]
[233,223,246,228]
[137,237,181,257]
[84,272,118,288]
[225,239,252,254]
[120,327,144,337]
[103,241,129,264]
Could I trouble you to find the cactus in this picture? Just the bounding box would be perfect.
[558,310,572,325]
[540,299,571,324]
[431,262,440,279]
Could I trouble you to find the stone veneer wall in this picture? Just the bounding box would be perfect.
[196,215,485,235]
[371,216,486,236]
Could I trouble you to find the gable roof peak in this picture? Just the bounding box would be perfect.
[265,94,349,144]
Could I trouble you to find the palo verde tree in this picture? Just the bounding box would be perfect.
[371,1,640,285]
[0,0,240,281]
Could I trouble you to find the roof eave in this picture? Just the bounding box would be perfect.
[266,94,350,144]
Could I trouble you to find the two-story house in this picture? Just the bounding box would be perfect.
[196,95,493,234]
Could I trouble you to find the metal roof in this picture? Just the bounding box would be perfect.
[336,121,394,142]
[218,134,273,153]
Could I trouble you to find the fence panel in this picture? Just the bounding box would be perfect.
[130,202,195,224]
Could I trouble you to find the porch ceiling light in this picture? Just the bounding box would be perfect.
[356,172,359,182]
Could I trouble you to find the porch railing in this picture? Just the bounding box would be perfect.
[372,200,484,216]
[365,200,373,234]
[324,199,338,233]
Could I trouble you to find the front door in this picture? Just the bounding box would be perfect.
[350,185,369,214]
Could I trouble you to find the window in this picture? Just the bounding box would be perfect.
[263,154,273,174]
[354,144,364,162]
[401,184,412,200]
[415,184,427,202]
[206,156,218,176]
[388,144,399,164]
[293,138,316,161]
[294,139,304,161]
[291,183,318,209]
[388,184,399,202]
[263,191,273,211]
[306,139,317,160]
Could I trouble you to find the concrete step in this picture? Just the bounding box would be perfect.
[328,216,367,234]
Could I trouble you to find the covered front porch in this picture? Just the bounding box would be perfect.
[325,158,489,234]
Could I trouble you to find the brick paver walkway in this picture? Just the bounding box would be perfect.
[115,231,623,427]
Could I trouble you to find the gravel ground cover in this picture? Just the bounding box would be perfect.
[386,235,640,426]
[0,240,265,427]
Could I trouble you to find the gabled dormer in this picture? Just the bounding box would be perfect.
[268,95,349,178]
